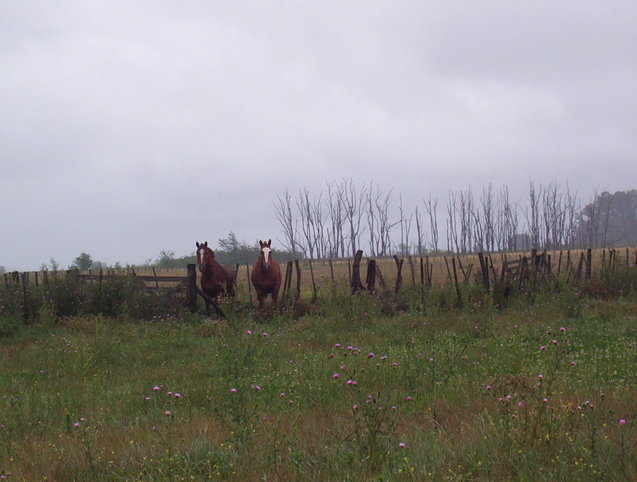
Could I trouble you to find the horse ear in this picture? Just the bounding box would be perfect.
[259,240,264,248]
[267,239,271,247]
[204,241,208,247]
[196,242,200,248]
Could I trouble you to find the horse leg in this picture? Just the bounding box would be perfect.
[226,281,235,299]
[256,291,265,309]
[216,294,223,316]
[272,282,281,306]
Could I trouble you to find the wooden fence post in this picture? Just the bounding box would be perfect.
[328,259,335,289]
[186,264,197,313]
[576,253,585,281]
[408,256,416,287]
[294,260,302,300]
[478,253,490,290]
[366,259,376,292]
[308,259,317,302]
[351,250,365,294]
[393,255,404,294]
[451,257,462,307]
[21,272,30,322]
[152,267,160,290]
[245,264,253,306]
[282,261,292,300]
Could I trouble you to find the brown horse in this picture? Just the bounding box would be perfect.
[251,239,282,309]
[196,241,236,316]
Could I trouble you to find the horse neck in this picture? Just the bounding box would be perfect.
[201,254,219,275]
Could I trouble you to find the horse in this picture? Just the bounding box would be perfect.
[195,241,237,316]
[251,239,282,309]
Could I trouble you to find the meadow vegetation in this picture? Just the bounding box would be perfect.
[1,259,636,480]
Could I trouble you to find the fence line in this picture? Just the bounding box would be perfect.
[3,247,636,320]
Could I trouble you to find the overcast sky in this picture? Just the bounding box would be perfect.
[2,1,636,271]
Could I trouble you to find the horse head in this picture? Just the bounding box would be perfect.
[196,241,216,273]
[259,239,273,271]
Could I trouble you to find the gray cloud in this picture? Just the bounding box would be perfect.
[2,1,636,270]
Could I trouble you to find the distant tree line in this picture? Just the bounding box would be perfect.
[275,179,637,258]
[30,233,298,274]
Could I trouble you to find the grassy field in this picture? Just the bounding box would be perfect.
[1,286,636,480]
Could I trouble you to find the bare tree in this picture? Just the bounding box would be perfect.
[424,194,439,252]
[414,205,426,256]
[472,209,484,252]
[494,186,518,252]
[342,179,367,256]
[376,188,395,256]
[447,190,460,253]
[480,183,495,252]
[296,188,320,259]
[541,182,573,250]
[275,189,299,257]
[365,182,379,256]
[326,181,346,258]
[458,187,474,253]
[564,187,578,249]
[398,194,413,256]
[523,182,541,249]
[311,191,326,258]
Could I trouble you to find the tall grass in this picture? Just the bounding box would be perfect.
[1,282,636,480]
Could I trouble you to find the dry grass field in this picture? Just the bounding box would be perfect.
[131,247,636,300]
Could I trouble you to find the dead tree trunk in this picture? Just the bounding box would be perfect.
[351,250,365,294]
[393,255,404,294]
[366,259,377,292]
